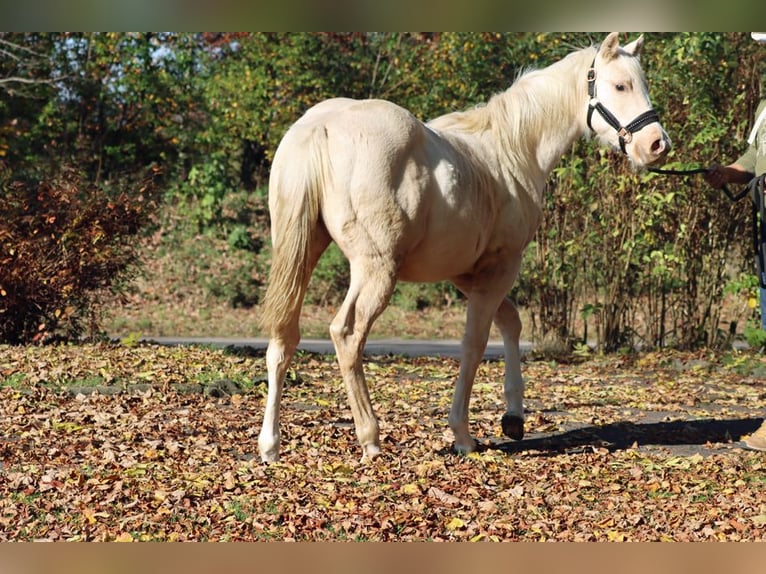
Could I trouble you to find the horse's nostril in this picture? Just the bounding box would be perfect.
[651,138,668,155]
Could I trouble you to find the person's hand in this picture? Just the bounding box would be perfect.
[704,164,727,189]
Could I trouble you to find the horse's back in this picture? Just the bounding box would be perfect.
[290,98,424,158]
[269,96,510,282]
[272,98,430,236]
[271,97,426,197]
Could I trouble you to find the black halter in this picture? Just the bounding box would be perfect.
[586,57,661,154]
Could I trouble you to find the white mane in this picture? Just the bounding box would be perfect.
[428,45,596,198]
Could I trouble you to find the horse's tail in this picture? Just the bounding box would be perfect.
[259,126,328,336]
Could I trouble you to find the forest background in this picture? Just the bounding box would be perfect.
[1,32,764,351]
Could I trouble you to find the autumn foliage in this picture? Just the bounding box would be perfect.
[2,345,766,541]
[1,33,765,349]
[0,169,157,343]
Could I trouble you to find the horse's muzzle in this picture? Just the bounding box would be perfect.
[642,128,672,166]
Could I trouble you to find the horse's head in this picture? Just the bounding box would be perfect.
[587,32,671,167]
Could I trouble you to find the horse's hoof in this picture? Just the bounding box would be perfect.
[452,439,478,455]
[360,443,382,463]
[501,414,524,440]
[260,451,279,463]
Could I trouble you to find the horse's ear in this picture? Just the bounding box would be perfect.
[599,32,621,61]
[623,35,645,58]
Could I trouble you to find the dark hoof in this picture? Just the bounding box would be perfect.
[501,414,524,440]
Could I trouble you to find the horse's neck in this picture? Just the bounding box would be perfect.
[489,47,594,202]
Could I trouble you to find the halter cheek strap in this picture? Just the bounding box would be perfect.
[586,59,660,154]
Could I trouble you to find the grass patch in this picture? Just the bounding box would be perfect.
[1,373,26,388]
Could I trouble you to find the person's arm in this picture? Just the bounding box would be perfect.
[704,162,755,189]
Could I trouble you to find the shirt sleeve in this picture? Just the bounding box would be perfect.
[735,100,766,173]
[736,142,757,174]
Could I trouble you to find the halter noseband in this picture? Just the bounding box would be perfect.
[586,57,660,154]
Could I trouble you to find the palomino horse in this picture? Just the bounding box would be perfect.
[258,32,670,462]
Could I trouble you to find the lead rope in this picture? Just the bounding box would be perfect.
[647,167,765,286]
[752,174,766,288]
[646,166,750,201]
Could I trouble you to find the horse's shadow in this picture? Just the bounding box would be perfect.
[486,417,763,456]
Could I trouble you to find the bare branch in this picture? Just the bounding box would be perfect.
[0,37,45,59]
[0,76,49,86]
[0,75,68,94]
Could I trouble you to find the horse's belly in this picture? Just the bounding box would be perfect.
[396,239,480,282]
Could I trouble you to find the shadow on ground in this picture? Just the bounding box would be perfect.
[488,417,763,457]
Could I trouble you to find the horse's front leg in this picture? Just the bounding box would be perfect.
[449,291,502,454]
[494,297,525,440]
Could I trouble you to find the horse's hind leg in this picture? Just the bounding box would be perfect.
[494,297,525,440]
[258,231,331,463]
[330,258,396,462]
[258,316,300,462]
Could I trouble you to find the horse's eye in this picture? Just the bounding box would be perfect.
[616,84,626,92]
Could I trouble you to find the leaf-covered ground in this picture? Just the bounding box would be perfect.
[2,343,766,541]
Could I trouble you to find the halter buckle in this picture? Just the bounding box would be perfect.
[617,127,632,144]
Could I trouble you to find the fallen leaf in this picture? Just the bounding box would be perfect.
[446,517,465,531]
[428,487,462,506]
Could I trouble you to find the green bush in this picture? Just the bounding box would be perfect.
[392,282,461,312]
[5,33,763,350]
[0,168,157,343]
